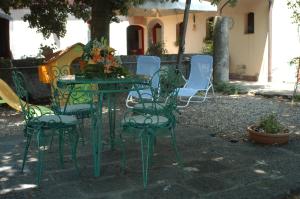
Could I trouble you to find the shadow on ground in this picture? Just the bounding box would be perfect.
[1,120,300,199]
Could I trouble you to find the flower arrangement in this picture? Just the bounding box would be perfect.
[80,37,128,78]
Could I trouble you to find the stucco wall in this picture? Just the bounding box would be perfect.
[223,0,300,83]
[110,12,215,56]
[222,0,269,82]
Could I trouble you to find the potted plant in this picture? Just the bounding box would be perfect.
[247,114,289,145]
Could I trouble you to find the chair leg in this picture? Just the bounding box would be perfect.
[36,129,45,186]
[148,135,155,167]
[49,130,55,152]
[140,133,151,188]
[211,84,215,97]
[70,127,79,173]
[58,130,65,169]
[78,119,85,145]
[108,94,116,150]
[120,135,126,174]
[21,132,32,172]
[170,128,182,167]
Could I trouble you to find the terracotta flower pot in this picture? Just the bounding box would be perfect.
[247,125,289,145]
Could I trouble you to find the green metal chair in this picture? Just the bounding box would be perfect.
[132,67,185,116]
[12,71,79,186]
[51,65,94,143]
[121,68,182,188]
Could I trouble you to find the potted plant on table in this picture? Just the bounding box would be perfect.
[247,113,290,145]
[80,37,128,78]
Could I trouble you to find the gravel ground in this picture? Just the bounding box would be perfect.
[177,94,300,141]
[1,94,300,141]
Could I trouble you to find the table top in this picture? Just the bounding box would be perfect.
[57,75,150,85]
[57,75,150,94]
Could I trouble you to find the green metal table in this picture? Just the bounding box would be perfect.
[57,75,149,177]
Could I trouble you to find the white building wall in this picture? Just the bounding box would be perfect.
[272,0,300,83]
[9,9,89,59]
[110,18,130,55]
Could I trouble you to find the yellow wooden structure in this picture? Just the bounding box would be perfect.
[38,43,84,84]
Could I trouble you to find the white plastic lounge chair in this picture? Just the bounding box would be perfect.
[126,56,161,108]
[177,55,214,108]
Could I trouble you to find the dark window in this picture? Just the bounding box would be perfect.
[152,23,162,44]
[246,12,254,34]
[127,25,144,55]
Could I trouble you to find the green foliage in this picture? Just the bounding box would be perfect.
[293,94,300,102]
[214,82,241,95]
[160,66,185,97]
[290,56,300,65]
[0,0,149,38]
[202,40,213,55]
[0,0,10,13]
[287,0,300,24]
[24,1,69,38]
[37,43,57,59]
[146,42,168,57]
[211,0,237,7]
[258,114,284,134]
[211,0,237,15]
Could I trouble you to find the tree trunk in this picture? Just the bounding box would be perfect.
[91,0,112,40]
[213,16,230,83]
[176,0,191,70]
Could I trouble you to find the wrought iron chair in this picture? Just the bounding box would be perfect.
[131,67,185,115]
[125,56,161,108]
[121,68,182,188]
[12,71,79,186]
[50,65,94,143]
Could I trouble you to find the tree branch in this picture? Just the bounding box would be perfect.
[220,0,231,16]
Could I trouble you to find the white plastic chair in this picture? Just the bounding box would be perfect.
[177,55,214,108]
[126,56,161,108]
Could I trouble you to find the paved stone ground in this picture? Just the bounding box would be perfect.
[0,82,300,199]
[1,120,300,199]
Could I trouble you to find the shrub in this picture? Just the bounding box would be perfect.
[202,40,213,55]
[258,114,283,134]
[214,82,241,95]
[146,42,168,57]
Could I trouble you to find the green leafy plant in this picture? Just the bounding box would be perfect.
[202,40,213,55]
[291,57,300,101]
[146,42,168,57]
[37,43,57,59]
[258,114,284,134]
[287,0,300,24]
[160,66,185,97]
[214,82,241,95]
[293,94,300,102]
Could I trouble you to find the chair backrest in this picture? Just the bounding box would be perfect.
[136,56,161,89]
[50,65,93,110]
[138,68,181,114]
[186,55,213,89]
[158,68,181,114]
[12,71,39,123]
